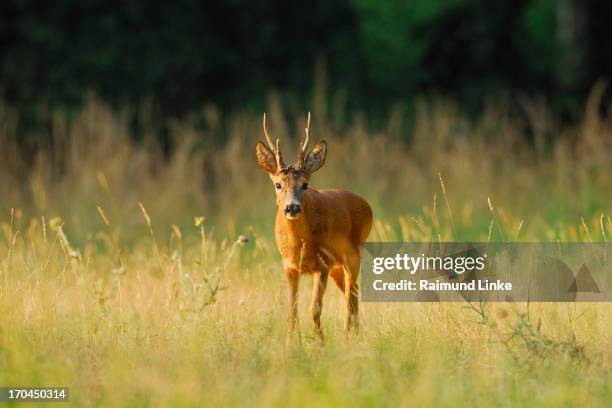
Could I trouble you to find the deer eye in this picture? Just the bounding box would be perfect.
[275,183,282,190]
[302,182,308,190]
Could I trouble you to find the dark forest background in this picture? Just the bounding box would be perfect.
[1,0,612,134]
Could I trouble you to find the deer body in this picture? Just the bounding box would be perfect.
[256,114,372,342]
[275,189,371,275]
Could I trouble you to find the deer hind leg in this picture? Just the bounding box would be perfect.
[330,266,345,292]
[285,268,300,345]
[343,249,361,334]
[309,269,328,343]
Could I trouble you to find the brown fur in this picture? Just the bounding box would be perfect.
[276,188,372,341]
[256,114,372,343]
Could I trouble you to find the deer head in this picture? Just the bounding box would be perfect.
[256,113,327,219]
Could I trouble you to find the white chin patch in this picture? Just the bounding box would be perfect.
[285,213,301,220]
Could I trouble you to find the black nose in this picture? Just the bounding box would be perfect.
[284,203,301,216]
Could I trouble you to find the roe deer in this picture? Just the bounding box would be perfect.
[255,113,372,343]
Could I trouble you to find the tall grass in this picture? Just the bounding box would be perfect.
[0,89,611,406]
[1,89,610,243]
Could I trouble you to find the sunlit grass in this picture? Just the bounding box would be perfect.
[0,90,611,406]
[0,221,610,406]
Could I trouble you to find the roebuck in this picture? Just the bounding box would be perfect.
[256,113,372,343]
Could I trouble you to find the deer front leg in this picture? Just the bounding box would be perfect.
[309,269,328,343]
[285,268,300,345]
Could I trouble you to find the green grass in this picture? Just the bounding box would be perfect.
[0,93,611,406]
[1,234,610,407]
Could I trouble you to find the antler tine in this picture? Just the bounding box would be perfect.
[262,113,285,170]
[262,113,275,151]
[298,112,311,166]
[275,139,285,168]
[303,112,311,153]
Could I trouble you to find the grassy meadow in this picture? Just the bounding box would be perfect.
[0,90,611,406]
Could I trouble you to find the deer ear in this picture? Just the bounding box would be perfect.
[256,141,277,173]
[303,140,327,174]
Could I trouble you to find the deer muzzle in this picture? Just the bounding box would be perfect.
[284,203,302,219]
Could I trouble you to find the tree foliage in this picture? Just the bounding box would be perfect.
[0,0,610,118]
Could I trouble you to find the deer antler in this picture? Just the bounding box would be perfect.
[297,112,311,168]
[263,113,285,170]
